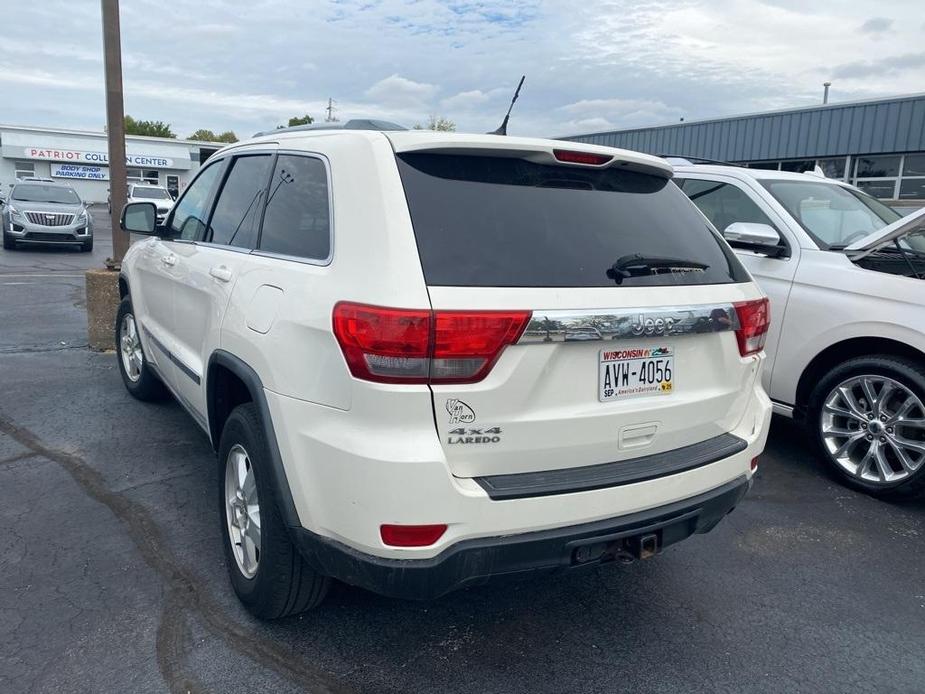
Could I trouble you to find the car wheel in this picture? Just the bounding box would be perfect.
[808,355,925,498]
[2,233,14,250]
[218,403,329,619]
[81,239,93,253]
[115,297,167,401]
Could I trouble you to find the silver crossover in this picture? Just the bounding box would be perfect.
[1,182,94,252]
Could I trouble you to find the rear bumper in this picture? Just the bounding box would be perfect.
[292,475,751,600]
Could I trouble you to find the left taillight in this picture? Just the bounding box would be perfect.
[332,302,530,385]
[733,298,770,357]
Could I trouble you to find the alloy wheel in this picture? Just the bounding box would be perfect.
[224,444,261,578]
[821,375,925,485]
[119,313,144,383]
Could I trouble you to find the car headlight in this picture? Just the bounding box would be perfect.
[8,205,25,222]
[76,209,89,224]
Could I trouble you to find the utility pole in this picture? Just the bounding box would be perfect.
[101,0,129,266]
[325,98,338,122]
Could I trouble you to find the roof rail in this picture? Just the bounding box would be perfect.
[253,118,408,137]
[658,154,737,166]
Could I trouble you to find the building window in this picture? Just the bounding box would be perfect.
[14,161,35,179]
[899,153,925,200]
[780,159,815,173]
[855,155,900,178]
[853,154,901,199]
[746,161,780,170]
[126,168,159,185]
[815,157,846,180]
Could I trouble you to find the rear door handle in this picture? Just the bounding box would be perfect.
[161,254,177,267]
[209,265,233,283]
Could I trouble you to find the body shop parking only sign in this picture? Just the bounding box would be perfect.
[51,164,109,180]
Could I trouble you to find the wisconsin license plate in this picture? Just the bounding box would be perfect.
[599,346,674,402]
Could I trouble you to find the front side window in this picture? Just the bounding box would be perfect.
[168,161,224,241]
[208,155,273,248]
[258,155,331,260]
[397,153,748,287]
[760,180,901,249]
[679,179,777,234]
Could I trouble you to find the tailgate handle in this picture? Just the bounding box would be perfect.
[619,422,658,450]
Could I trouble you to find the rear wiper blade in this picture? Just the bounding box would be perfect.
[606,254,709,284]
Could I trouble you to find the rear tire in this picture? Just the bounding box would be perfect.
[807,355,925,499]
[218,403,329,619]
[115,296,167,401]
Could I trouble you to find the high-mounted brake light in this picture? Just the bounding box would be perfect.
[733,298,770,357]
[553,149,613,166]
[332,302,531,385]
[380,524,448,547]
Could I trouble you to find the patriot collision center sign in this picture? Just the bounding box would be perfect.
[25,148,175,168]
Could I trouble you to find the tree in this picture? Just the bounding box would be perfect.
[187,129,238,143]
[124,115,176,138]
[413,115,456,132]
[277,114,314,129]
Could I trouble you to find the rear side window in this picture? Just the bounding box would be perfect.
[258,155,331,261]
[396,154,748,287]
[209,155,273,248]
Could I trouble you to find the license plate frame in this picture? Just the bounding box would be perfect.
[599,345,674,402]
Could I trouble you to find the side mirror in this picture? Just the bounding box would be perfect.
[120,201,158,235]
[723,222,788,258]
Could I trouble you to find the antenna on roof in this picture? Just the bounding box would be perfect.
[488,75,525,136]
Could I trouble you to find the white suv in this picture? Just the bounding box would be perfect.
[674,162,925,497]
[117,125,771,618]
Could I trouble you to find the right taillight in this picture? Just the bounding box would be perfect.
[332,302,530,385]
[733,298,770,357]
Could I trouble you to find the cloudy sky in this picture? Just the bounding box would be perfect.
[2,0,923,140]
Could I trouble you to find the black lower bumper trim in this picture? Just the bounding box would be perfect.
[475,433,747,500]
[291,475,751,600]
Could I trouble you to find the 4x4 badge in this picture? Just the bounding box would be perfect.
[446,399,476,424]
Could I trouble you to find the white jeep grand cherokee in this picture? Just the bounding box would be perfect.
[117,124,771,618]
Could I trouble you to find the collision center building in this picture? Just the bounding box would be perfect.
[0,123,226,203]
[564,93,925,208]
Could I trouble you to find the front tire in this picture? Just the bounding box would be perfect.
[2,233,14,250]
[807,355,925,498]
[81,238,93,253]
[218,403,329,618]
[115,296,167,401]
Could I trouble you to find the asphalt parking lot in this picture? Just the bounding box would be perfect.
[1,209,923,694]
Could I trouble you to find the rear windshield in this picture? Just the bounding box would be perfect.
[396,153,749,287]
[132,187,171,200]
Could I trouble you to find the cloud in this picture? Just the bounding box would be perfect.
[440,89,493,111]
[858,16,893,33]
[1,0,924,139]
[557,98,685,132]
[364,74,438,107]
[832,52,925,79]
